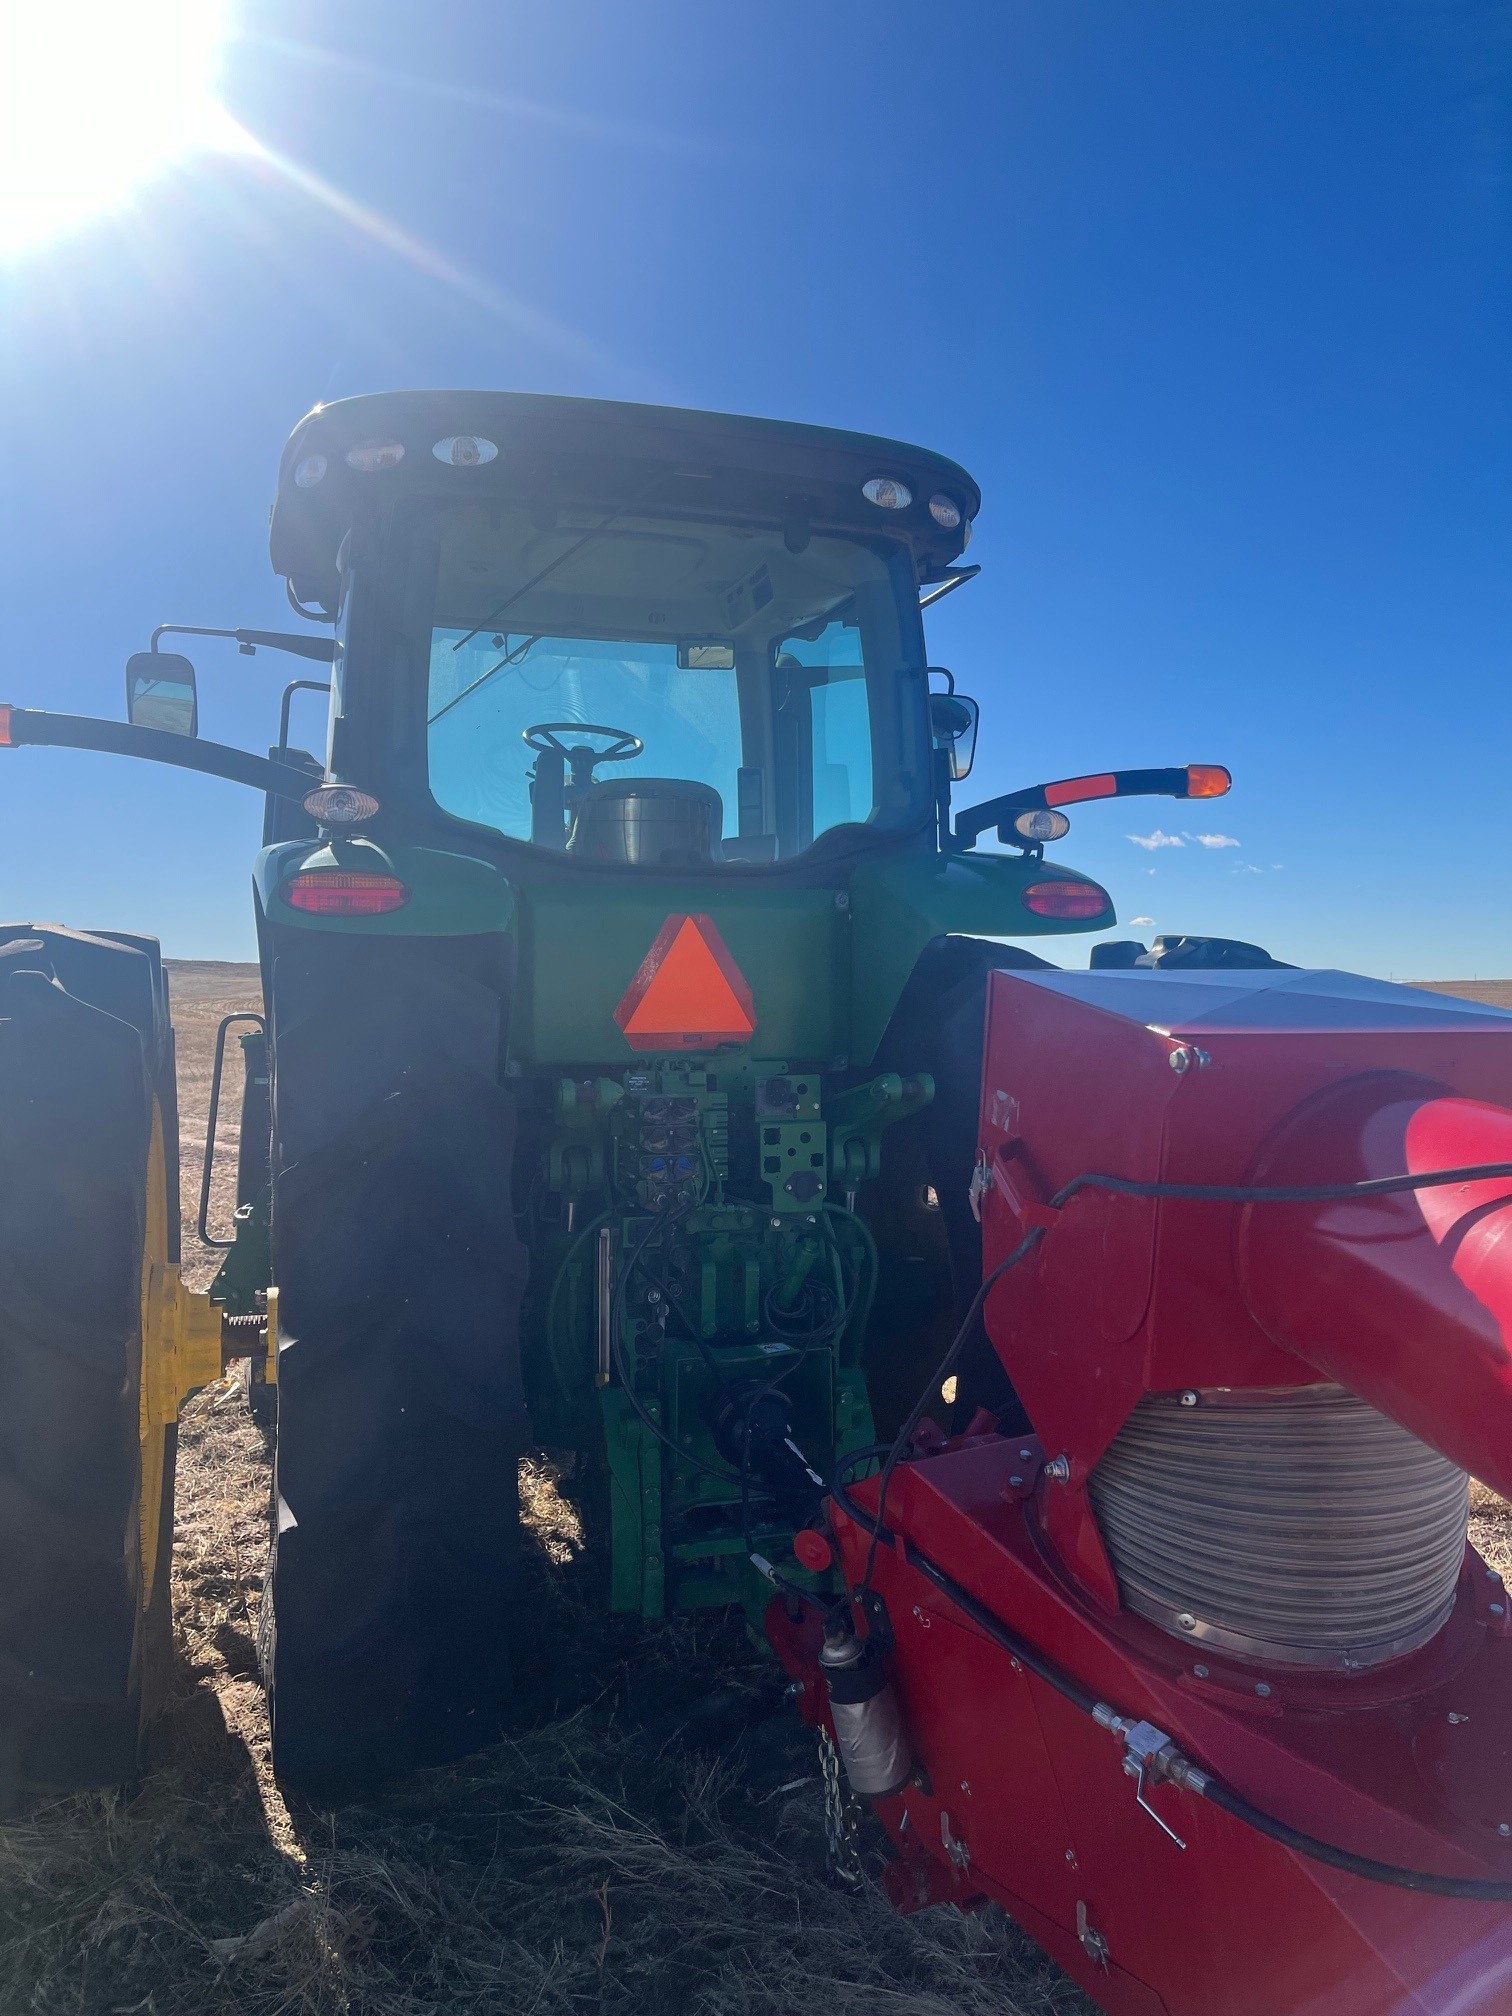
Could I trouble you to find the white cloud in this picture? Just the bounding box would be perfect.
[1129,915,1156,927]
[1128,829,1185,850]
[1192,832,1239,849]
[1234,863,1265,875]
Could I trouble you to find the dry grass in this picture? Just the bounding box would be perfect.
[0,960,1085,2016]
[8,959,1510,2014]
[164,960,263,1292]
[1408,979,1512,1012]
[1,1380,1080,2016]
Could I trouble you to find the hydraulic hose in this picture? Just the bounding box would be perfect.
[857,1227,1045,1594]
[831,1457,1512,1902]
[831,1150,1512,1904]
[1048,1163,1512,1209]
[1195,1779,1512,1903]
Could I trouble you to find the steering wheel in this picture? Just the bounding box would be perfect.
[523,722,644,848]
[523,721,643,789]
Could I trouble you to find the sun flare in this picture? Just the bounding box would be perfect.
[0,0,233,258]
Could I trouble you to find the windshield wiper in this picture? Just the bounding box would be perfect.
[452,469,670,652]
[428,634,541,726]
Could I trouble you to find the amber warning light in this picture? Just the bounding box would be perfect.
[1042,764,1231,809]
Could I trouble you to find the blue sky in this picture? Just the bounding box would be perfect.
[0,0,1507,971]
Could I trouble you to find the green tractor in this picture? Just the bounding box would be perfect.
[0,392,1230,1801]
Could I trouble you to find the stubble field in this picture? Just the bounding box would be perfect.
[0,961,1086,2016]
[3,961,1510,2013]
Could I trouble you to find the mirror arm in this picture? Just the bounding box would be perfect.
[279,679,333,756]
[1,707,321,799]
[918,566,982,611]
[953,788,1039,850]
[932,746,956,853]
[150,623,337,665]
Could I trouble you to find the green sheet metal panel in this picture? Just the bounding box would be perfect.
[256,839,516,937]
[847,849,1115,1065]
[515,880,847,1067]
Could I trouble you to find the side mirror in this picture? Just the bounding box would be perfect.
[930,691,979,781]
[126,652,198,737]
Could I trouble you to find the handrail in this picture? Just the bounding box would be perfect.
[199,1013,269,1250]
[0,706,320,798]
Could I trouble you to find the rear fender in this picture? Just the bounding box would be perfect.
[256,838,515,938]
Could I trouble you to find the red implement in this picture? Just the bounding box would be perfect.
[773,968,1512,2015]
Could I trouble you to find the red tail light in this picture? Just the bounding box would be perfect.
[281,870,410,916]
[0,706,13,747]
[1022,879,1110,920]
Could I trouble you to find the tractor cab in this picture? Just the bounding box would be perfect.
[269,391,981,873]
[11,390,1512,2016]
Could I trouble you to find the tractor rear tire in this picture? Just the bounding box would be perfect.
[0,925,179,1804]
[874,935,1054,1435]
[263,933,529,1801]
[233,1027,276,1437]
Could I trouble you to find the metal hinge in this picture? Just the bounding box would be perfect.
[968,1149,990,1224]
[1076,1900,1109,1969]
[940,1809,971,1870]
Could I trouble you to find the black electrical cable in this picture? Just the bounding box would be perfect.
[859,1152,1512,1598]
[832,1454,1101,1718]
[453,468,670,649]
[827,1149,1512,1904]
[1048,1161,1512,1210]
[638,1211,843,1601]
[738,1384,805,1601]
[609,1203,820,1512]
[1195,1781,1512,1902]
[831,1458,1512,1900]
[609,1206,741,1487]
[858,1226,1046,1597]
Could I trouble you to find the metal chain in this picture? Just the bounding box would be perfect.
[818,1728,864,1886]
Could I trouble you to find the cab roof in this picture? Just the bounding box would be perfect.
[270,390,981,615]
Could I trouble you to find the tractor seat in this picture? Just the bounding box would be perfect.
[566,778,725,867]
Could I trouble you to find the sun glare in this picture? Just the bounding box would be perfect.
[0,0,233,258]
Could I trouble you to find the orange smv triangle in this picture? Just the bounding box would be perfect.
[615,914,756,1053]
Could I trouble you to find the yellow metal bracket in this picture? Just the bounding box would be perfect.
[141,1258,231,1426]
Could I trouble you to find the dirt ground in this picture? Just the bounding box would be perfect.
[1410,979,1512,1012]
[4,961,1511,2014]
[167,961,265,1291]
[1,960,1086,2016]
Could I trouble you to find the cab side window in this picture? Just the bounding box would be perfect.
[772,618,875,851]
